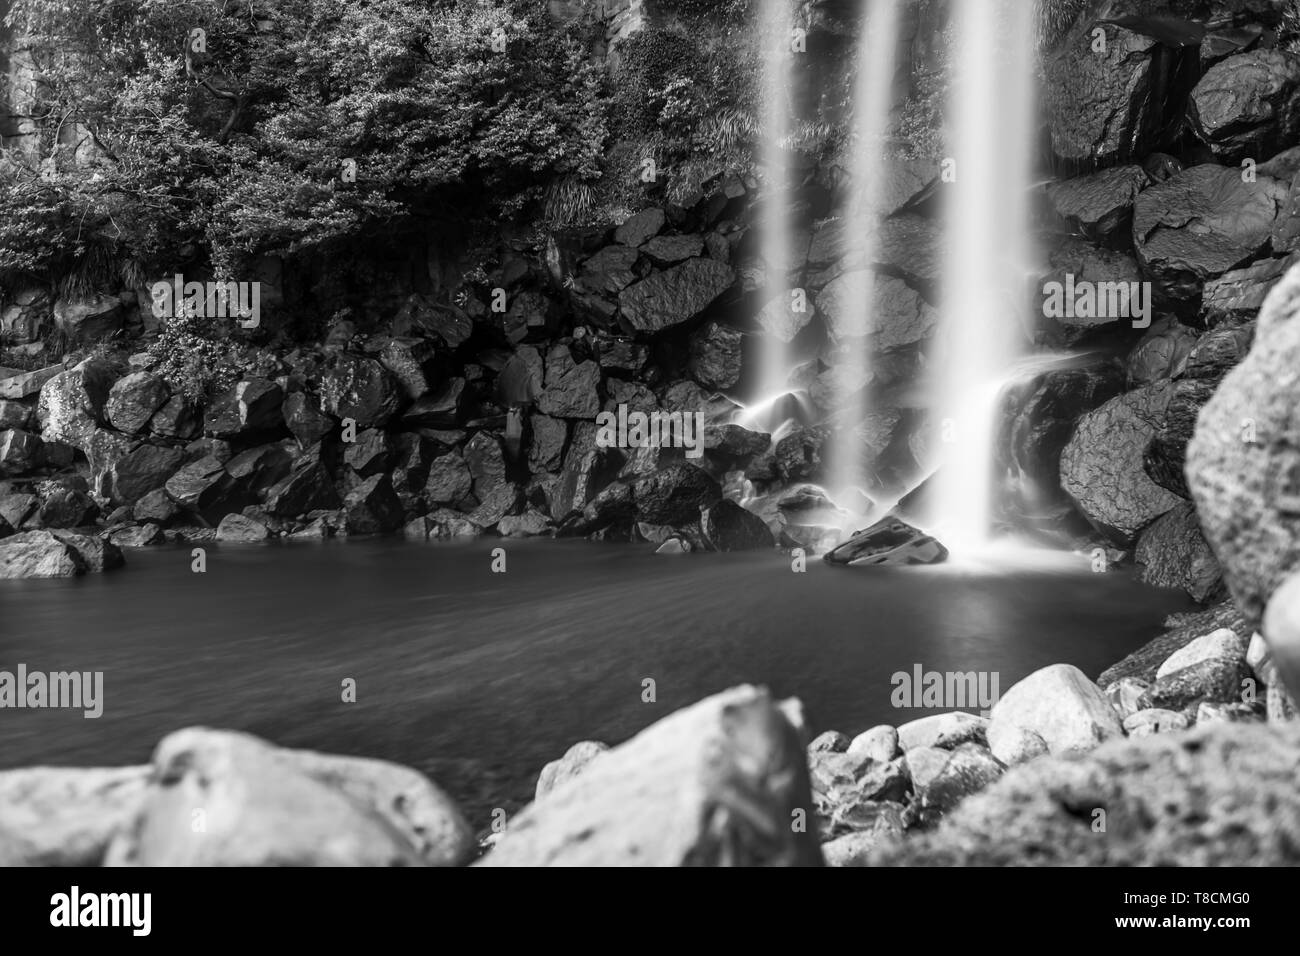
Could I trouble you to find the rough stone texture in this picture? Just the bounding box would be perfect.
[845,726,898,762]
[699,499,773,552]
[537,355,601,419]
[1123,709,1190,737]
[912,744,1004,826]
[0,428,42,475]
[1045,165,1148,242]
[618,258,735,333]
[48,530,123,573]
[535,741,609,801]
[424,453,473,506]
[988,664,1124,765]
[0,529,84,578]
[612,208,665,248]
[688,321,743,389]
[1100,602,1249,687]
[896,712,989,752]
[216,513,271,542]
[1189,263,1300,625]
[105,444,185,506]
[1189,50,1300,162]
[0,767,150,866]
[1202,256,1294,327]
[1138,657,1253,711]
[871,723,1300,866]
[1133,165,1287,300]
[816,271,935,350]
[343,474,405,535]
[1156,627,1246,681]
[320,355,401,428]
[1060,383,1181,545]
[104,728,473,867]
[1134,502,1224,603]
[479,686,822,866]
[1125,318,1197,388]
[633,463,721,525]
[1038,239,1145,343]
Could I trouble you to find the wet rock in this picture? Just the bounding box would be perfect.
[105,372,169,435]
[165,455,236,515]
[914,744,1004,825]
[424,453,473,507]
[1133,165,1287,300]
[641,234,704,266]
[1039,239,1146,344]
[755,292,813,344]
[36,357,115,447]
[1134,503,1224,603]
[204,379,285,441]
[618,258,735,334]
[0,529,84,578]
[897,713,989,752]
[817,271,935,350]
[149,394,201,440]
[1124,709,1191,737]
[773,426,829,482]
[1060,382,1181,545]
[537,350,601,419]
[612,208,665,248]
[479,686,821,866]
[468,483,522,529]
[823,517,948,567]
[1156,627,1247,680]
[108,524,165,548]
[1189,50,1300,162]
[654,537,690,554]
[1201,256,1294,327]
[0,767,149,866]
[1188,263,1300,624]
[402,377,465,428]
[688,321,743,390]
[265,457,341,517]
[282,392,335,447]
[1139,657,1253,711]
[1043,15,1171,165]
[343,474,405,535]
[38,487,98,528]
[0,428,42,475]
[1045,165,1148,242]
[633,464,721,525]
[699,499,772,552]
[105,728,472,867]
[703,423,769,460]
[988,664,1123,764]
[535,741,609,801]
[1126,318,1197,387]
[105,444,185,506]
[320,355,401,428]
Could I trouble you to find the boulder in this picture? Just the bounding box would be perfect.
[755,292,814,344]
[343,474,405,535]
[402,378,466,429]
[1189,50,1300,161]
[896,712,989,752]
[845,726,898,762]
[463,432,507,499]
[1104,677,1150,721]
[553,422,615,519]
[108,524,166,548]
[823,517,948,567]
[52,293,124,344]
[1132,165,1287,300]
[225,443,294,499]
[105,372,169,435]
[912,744,1004,825]
[1060,383,1181,545]
[264,457,341,517]
[1134,502,1224,603]
[36,357,116,450]
[1101,602,1249,687]
[1156,627,1246,681]
[618,258,735,333]
[0,399,30,431]
[704,424,770,460]
[1038,239,1145,343]
[378,337,435,400]
[497,509,551,537]
[165,455,236,516]
[38,487,98,528]
[104,728,472,867]
[632,464,721,525]
[215,513,271,542]
[424,453,473,507]
[642,234,704,266]
[0,428,42,475]
[1123,708,1190,737]
[699,499,772,552]
[1139,656,1253,711]
[527,414,567,474]
[0,767,150,866]
[497,347,544,405]
[987,664,1124,764]
[1188,263,1300,623]
[809,730,850,754]
[148,394,201,440]
[1201,256,1294,327]
[320,356,401,428]
[872,722,1300,866]
[1125,318,1197,387]
[1044,165,1148,242]
[816,271,935,350]
[105,444,185,506]
[282,392,335,447]
[688,321,743,389]
[535,741,609,801]
[0,364,60,401]
[612,208,665,248]
[537,352,601,419]
[468,483,522,529]
[0,529,84,578]
[479,686,821,866]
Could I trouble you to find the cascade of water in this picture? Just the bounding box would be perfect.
[926,0,1038,551]
[825,0,902,512]
[756,0,796,409]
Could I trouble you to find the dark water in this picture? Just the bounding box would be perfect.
[0,539,1191,824]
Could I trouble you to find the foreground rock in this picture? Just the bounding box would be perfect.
[871,723,1300,865]
[479,686,821,866]
[987,664,1123,765]
[0,767,150,866]
[105,728,473,866]
[823,517,947,567]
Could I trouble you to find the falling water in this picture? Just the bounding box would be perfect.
[756,0,796,405]
[825,0,902,510]
[926,0,1038,550]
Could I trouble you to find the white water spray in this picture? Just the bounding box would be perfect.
[927,0,1038,551]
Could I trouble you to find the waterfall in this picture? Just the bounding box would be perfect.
[826,0,902,510]
[925,0,1038,550]
[756,0,796,406]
